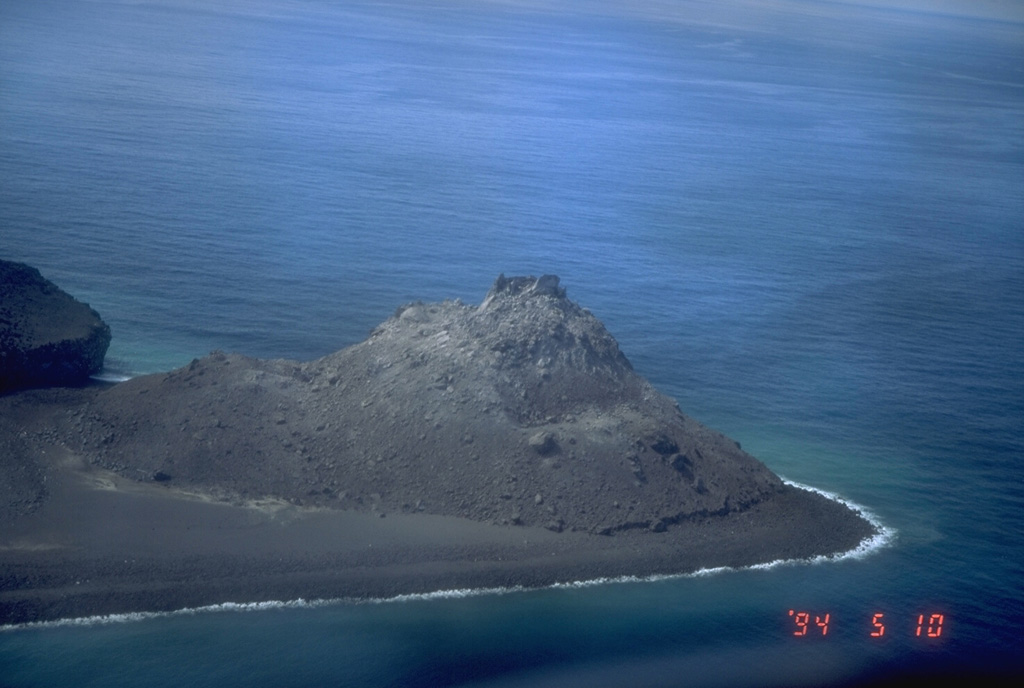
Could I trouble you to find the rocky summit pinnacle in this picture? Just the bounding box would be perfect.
[478,273,566,309]
[71,275,786,535]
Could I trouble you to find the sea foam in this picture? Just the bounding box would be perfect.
[90,372,133,383]
[778,477,897,563]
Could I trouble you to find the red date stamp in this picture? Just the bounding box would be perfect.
[788,610,946,638]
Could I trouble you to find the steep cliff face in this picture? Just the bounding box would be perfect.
[0,260,111,393]
[74,275,785,535]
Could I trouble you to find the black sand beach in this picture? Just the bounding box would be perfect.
[0,401,874,626]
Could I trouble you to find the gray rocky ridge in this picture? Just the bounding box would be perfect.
[72,274,786,535]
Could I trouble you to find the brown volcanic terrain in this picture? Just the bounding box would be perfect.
[0,273,876,624]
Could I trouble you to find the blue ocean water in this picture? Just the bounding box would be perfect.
[2,0,1022,685]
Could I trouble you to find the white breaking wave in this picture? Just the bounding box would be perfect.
[89,372,133,383]
[552,478,896,587]
[0,599,328,631]
[778,476,897,564]
[1,480,895,632]
[364,586,528,604]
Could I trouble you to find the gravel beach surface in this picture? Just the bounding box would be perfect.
[0,388,874,626]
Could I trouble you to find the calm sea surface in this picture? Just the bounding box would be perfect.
[2,1,1022,685]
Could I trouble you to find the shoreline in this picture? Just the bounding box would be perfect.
[0,382,886,629]
[2,509,888,632]
[0,454,884,627]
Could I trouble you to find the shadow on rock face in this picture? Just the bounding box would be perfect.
[1,260,111,394]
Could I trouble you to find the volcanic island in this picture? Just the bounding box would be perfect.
[0,263,876,625]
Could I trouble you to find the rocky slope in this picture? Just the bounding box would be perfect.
[1,260,111,393]
[69,274,787,535]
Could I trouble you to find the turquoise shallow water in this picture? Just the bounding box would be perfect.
[2,1,1023,685]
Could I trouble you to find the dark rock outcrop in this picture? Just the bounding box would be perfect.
[1,260,111,393]
[71,274,787,535]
